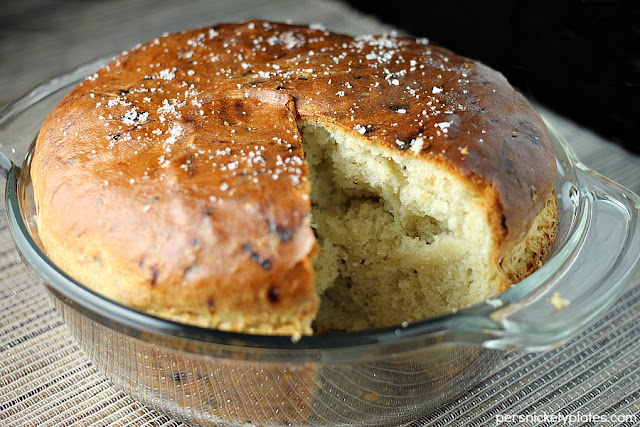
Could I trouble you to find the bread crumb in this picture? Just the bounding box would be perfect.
[551,292,570,309]
[485,298,503,308]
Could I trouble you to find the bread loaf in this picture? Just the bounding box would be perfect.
[32,20,557,336]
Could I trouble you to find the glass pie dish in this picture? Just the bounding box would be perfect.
[1,58,639,426]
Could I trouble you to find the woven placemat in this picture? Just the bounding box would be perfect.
[1,1,639,424]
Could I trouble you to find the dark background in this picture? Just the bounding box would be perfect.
[344,0,639,154]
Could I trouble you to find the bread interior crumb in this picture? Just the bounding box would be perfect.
[299,123,501,331]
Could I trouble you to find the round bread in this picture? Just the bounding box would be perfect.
[32,20,557,336]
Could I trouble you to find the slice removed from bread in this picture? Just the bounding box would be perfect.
[298,122,557,331]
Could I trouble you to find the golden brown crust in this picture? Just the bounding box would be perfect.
[500,191,558,289]
[32,20,556,334]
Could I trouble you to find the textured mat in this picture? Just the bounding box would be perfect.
[1,1,639,425]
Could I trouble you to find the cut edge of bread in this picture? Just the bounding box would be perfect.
[298,121,557,332]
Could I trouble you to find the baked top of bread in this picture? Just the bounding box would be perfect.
[31,20,557,336]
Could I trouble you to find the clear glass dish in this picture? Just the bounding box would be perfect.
[1,58,639,426]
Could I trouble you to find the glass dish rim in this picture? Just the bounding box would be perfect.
[1,55,631,356]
